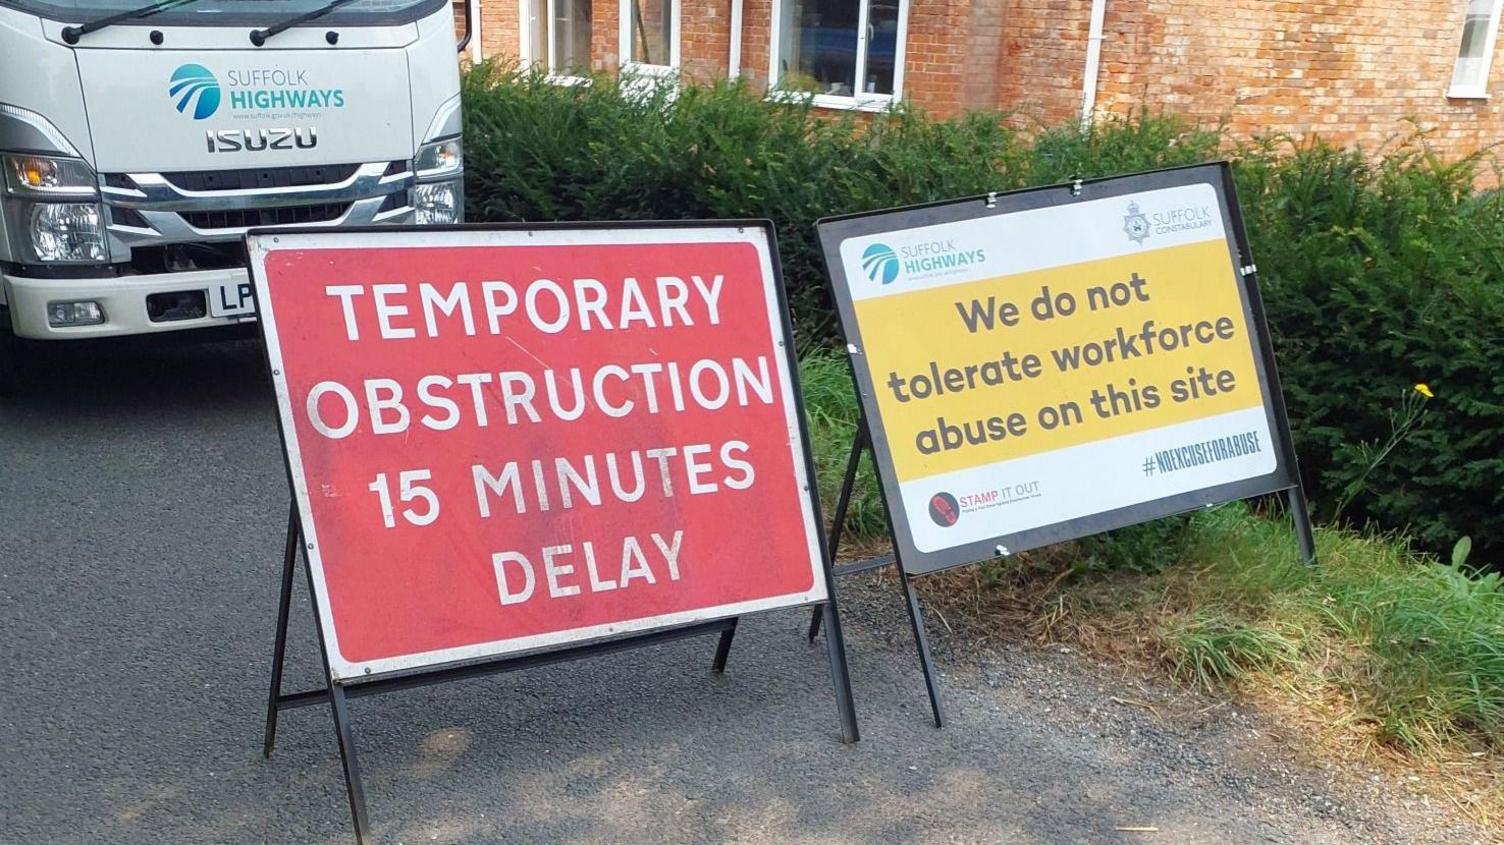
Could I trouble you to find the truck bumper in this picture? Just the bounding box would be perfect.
[1,266,256,340]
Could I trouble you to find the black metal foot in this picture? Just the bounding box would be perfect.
[711,618,739,673]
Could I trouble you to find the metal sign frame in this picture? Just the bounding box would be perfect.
[809,163,1316,725]
[246,219,860,845]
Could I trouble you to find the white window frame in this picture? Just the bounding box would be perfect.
[766,0,910,112]
[619,0,681,78]
[519,0,593,85]
[1449,0,1504,99]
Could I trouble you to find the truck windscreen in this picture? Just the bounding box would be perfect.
[3,0,444,27]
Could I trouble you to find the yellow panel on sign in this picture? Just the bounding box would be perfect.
[854,239,1264,482]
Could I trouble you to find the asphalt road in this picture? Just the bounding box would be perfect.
[0,338,1488,845]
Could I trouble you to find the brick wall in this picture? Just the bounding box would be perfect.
[477,0,518,63]
[591,0,620,71]
[1044,0,1504,161]
[960,0,1007,112]
[472,0,988,107]
[680,0,731,83]
[470,0,1504,162]
[994,0,1092,125]
[1106,1,1504,152]
[739,0,771,87]
[902,0,970,114]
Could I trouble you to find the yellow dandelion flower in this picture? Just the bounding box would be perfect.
[1414,383,1434,399]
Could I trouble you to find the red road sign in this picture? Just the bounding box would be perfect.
[247,225,826,680]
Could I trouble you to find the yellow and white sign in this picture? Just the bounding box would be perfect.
[822,169,1290,572]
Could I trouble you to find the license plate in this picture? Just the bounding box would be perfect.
[208,280,257,318]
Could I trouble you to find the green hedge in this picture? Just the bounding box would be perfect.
[462,66,1217,341]
[1236,142,1504,557]
[462,66,1504,562]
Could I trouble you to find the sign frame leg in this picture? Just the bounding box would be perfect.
[263,502,300,759]
[861,411,945,729]
[1237,266,1319,567]
[300,530,376,845]
[895,568,944,728]
[711,618,739,674]
[818,598,860,743]
[807,420,868,644]
[1221,166,1319,568]
[807,418,944,729]
[1288,485,1317,565]
[327,680,373,845]
[265,501,376,844]
[806,443,861,742]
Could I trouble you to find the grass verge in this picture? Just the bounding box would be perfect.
[1040,504,1504,823]
[1049,504,1504,748]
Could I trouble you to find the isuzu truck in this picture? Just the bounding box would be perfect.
[0,0,468,387]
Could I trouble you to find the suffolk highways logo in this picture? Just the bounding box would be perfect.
[169,64,221,120]
[861,243,900,285]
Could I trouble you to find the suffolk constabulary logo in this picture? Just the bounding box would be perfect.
[1123,201,1150,245]
[169,64,221,120]
[861,243,900,285]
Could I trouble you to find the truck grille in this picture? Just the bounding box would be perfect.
[101,162,413,258]
[181,203,349,230]
[158,164,363,192]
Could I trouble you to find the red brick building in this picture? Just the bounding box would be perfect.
[459,0,1504,159]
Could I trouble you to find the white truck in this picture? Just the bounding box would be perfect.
[0,0,468,388]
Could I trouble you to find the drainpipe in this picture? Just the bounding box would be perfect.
[470,0,484,63]
[1080,0,1108,125]
[729,0,743,79]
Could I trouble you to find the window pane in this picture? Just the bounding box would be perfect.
[553,0,592,74]
[778,0,859,97]
[1453,1,1497,90]
[526,0,548,66]
[629,0,673,66]
[1460,13,1492,59]
[864,0,898,95]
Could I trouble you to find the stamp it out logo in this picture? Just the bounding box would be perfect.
[1123,201,1151,245]
[862,243,900,285]
[169,64,221,120]
[928,492,960,527]
[931,481,1042,528]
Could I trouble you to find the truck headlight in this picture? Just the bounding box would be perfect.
[414,181,462,225]
[2,152,107,263]
[28,202,107,262]
[3,153,97,197]
[413,136,463,224]
[414,137,463,180]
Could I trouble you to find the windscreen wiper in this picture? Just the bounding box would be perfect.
[249,0,364,46]
[61,0,204,44]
